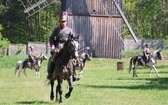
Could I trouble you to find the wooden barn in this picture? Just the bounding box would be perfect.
[61,0,137,58]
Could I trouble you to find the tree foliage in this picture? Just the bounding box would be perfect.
[0,0,61,44]
[0,24,10,56]
[122,0,167,39]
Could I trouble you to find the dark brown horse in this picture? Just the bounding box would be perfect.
[74,52,91,78]
[129,50,163,77]
[15,53,48,78]
[48,36,79,103]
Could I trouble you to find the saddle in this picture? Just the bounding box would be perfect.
[138,55,151,66]
[22,58,37,69]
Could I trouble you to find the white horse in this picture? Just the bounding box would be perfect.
[15,53,48,78]
[129,50,163,77]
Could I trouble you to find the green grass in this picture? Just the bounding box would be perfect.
[0,54,168,105]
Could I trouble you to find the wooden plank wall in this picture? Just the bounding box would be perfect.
[63,0,122,58]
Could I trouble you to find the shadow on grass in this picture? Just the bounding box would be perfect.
[156,64,168,69]
[84,77,168,90]
[15,101,49,104]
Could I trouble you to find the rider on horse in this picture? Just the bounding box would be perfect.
[28,46,37,69]
[47,11,78,81]
[22,46,37,69]
[143,43,151,65]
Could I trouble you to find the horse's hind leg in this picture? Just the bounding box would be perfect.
[148,68,153,77]
[50,81,54,101]
[23,69,27,77]
[16,69,22,78]
[133,67,138,77]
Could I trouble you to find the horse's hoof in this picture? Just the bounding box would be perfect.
[73,77,80,82]
[65,93,70,98]
[59,100,63,103]
[50,95,54,100]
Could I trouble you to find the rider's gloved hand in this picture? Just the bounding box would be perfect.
[50,45,55,52]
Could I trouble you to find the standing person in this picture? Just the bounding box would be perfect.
[143,43,151,65]
[28,46,37,69]
[47,11,75,80]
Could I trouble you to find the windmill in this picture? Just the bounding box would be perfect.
[19,0,58,41]
[19,0,57,17]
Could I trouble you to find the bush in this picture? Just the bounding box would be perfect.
[0,25,10,56]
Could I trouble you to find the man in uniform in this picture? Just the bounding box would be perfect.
[143,43,151,65]
[47,11,77,80]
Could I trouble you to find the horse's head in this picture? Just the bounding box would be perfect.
[36,53,48,68]
[38,53,48,60]
[156,50,163,60]
[63,35,79,59]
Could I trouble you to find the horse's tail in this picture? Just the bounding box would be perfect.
[129,57,133,73]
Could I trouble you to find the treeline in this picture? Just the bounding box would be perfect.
[122,0,168,41]
[0,0,168,44]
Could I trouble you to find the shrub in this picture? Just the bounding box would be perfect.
[0,25,10,56]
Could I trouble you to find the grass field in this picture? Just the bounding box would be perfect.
[0,54,168,105]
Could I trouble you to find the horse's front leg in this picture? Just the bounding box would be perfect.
[50,81,54,101]
[57,78,63,103]
[152,65,159,77]
[35,69,40,78]
[23,68,27,77]
[65,75,73,98]
[56,84,59,101]
[79,70,83,78]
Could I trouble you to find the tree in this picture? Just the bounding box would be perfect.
[122,0,163,39]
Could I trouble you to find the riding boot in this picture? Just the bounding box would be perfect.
[47,52,59,79]
[47,62,55,79]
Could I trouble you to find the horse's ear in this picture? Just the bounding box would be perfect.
[76,34,79,39]
[73,34,79,41]
[68,34,73,39]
